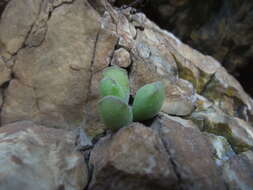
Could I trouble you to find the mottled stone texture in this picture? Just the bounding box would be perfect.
[0,121,87,190]
[114,0,253,95]
[0,0,253,189]
[89,123,178,190]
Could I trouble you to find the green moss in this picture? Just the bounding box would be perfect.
[197,68,211,94]
[171,53,197,88]
[205,121,251,153]
[226,87,236,97]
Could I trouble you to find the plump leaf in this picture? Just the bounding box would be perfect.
[102,66,130,102]
[132,81,165,121]
[99,77,125,99]
[98,96,133,131]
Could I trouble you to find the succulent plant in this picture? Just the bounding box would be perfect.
[98,66,165,132]
[102,66,130,102]
[98,96,132,132]
[99,77,126,100]
[132,81,165,121]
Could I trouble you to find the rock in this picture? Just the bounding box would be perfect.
[75,127,93,151]
[0,0,41,55]
[222,151,253,190]
[0,120,87,190]
[0,57,11,86]
[151,114,226,189]
[111,48,131,68]
[89,123,178,190]
[138,0,253,81]
[204,133,235,166]
[128,15,179,94]
[1,0,101,129]
[0,0,9,15]
[162,79,196,116]
[191,105,253,153]
[194,93,214,112]
[202,67,253,122]
[0,88,2,107]
[92,28,118,73]
[84,28,119,136]
[1,79,41,124]
[0,1,252,189]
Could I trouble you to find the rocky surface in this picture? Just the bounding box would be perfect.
[223,150,253,190]
[0,57,11,86]
[0,0,101,129]
[113,0,253,97]
[0,121,87,190]
[128,0,253,95]
[0,0,9,16]
[0,0,252,189]
[151,114,226,189]
[89,123,178,190]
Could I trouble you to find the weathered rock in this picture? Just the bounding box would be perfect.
[0,57,11,86]
[152,114,226,190]
[93,28,118,73]
[162,79,195,116]
[191,105,253,153]
[84,28,119,136]
[89,123,178,190]
[222,150,253,190]
[0,120,87,190]
[202,67,253,122]
[0,1,253,189]
[204,133,235,166]
[128,17,179,94]
[1,79,41,124]
[111,48,131,68]
[0,88,2,107]
[1,0,101,129]
[194,93,214,112]
[134,0,253,91]
[0,0,41,55]
[0,0,9,15]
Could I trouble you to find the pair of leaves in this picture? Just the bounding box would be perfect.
[98,66,131,131]
[98,66,165,132]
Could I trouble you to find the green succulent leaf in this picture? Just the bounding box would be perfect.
[98,96,133,132]
[99,77,125,99]
[102,66,130,102]
[132,81,165,121]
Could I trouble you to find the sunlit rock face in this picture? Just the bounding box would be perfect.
[0,0,252,189]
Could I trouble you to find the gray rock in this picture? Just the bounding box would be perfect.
[0,57,11,86]
[89,123,178,190]
[151,114,226,190]
[130,0,253,78]
[75,127,93,151]
[223,151,253,190]
[1,0,101,129]
[162,79,196,116]
[204,133,235,166]
[111,48,131,68]
[0,0,41,55]
[0,121,88,190]
[0,2,252,189]
[0,88,2,107]
[191,106,253,153]
[202,67,253,122]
